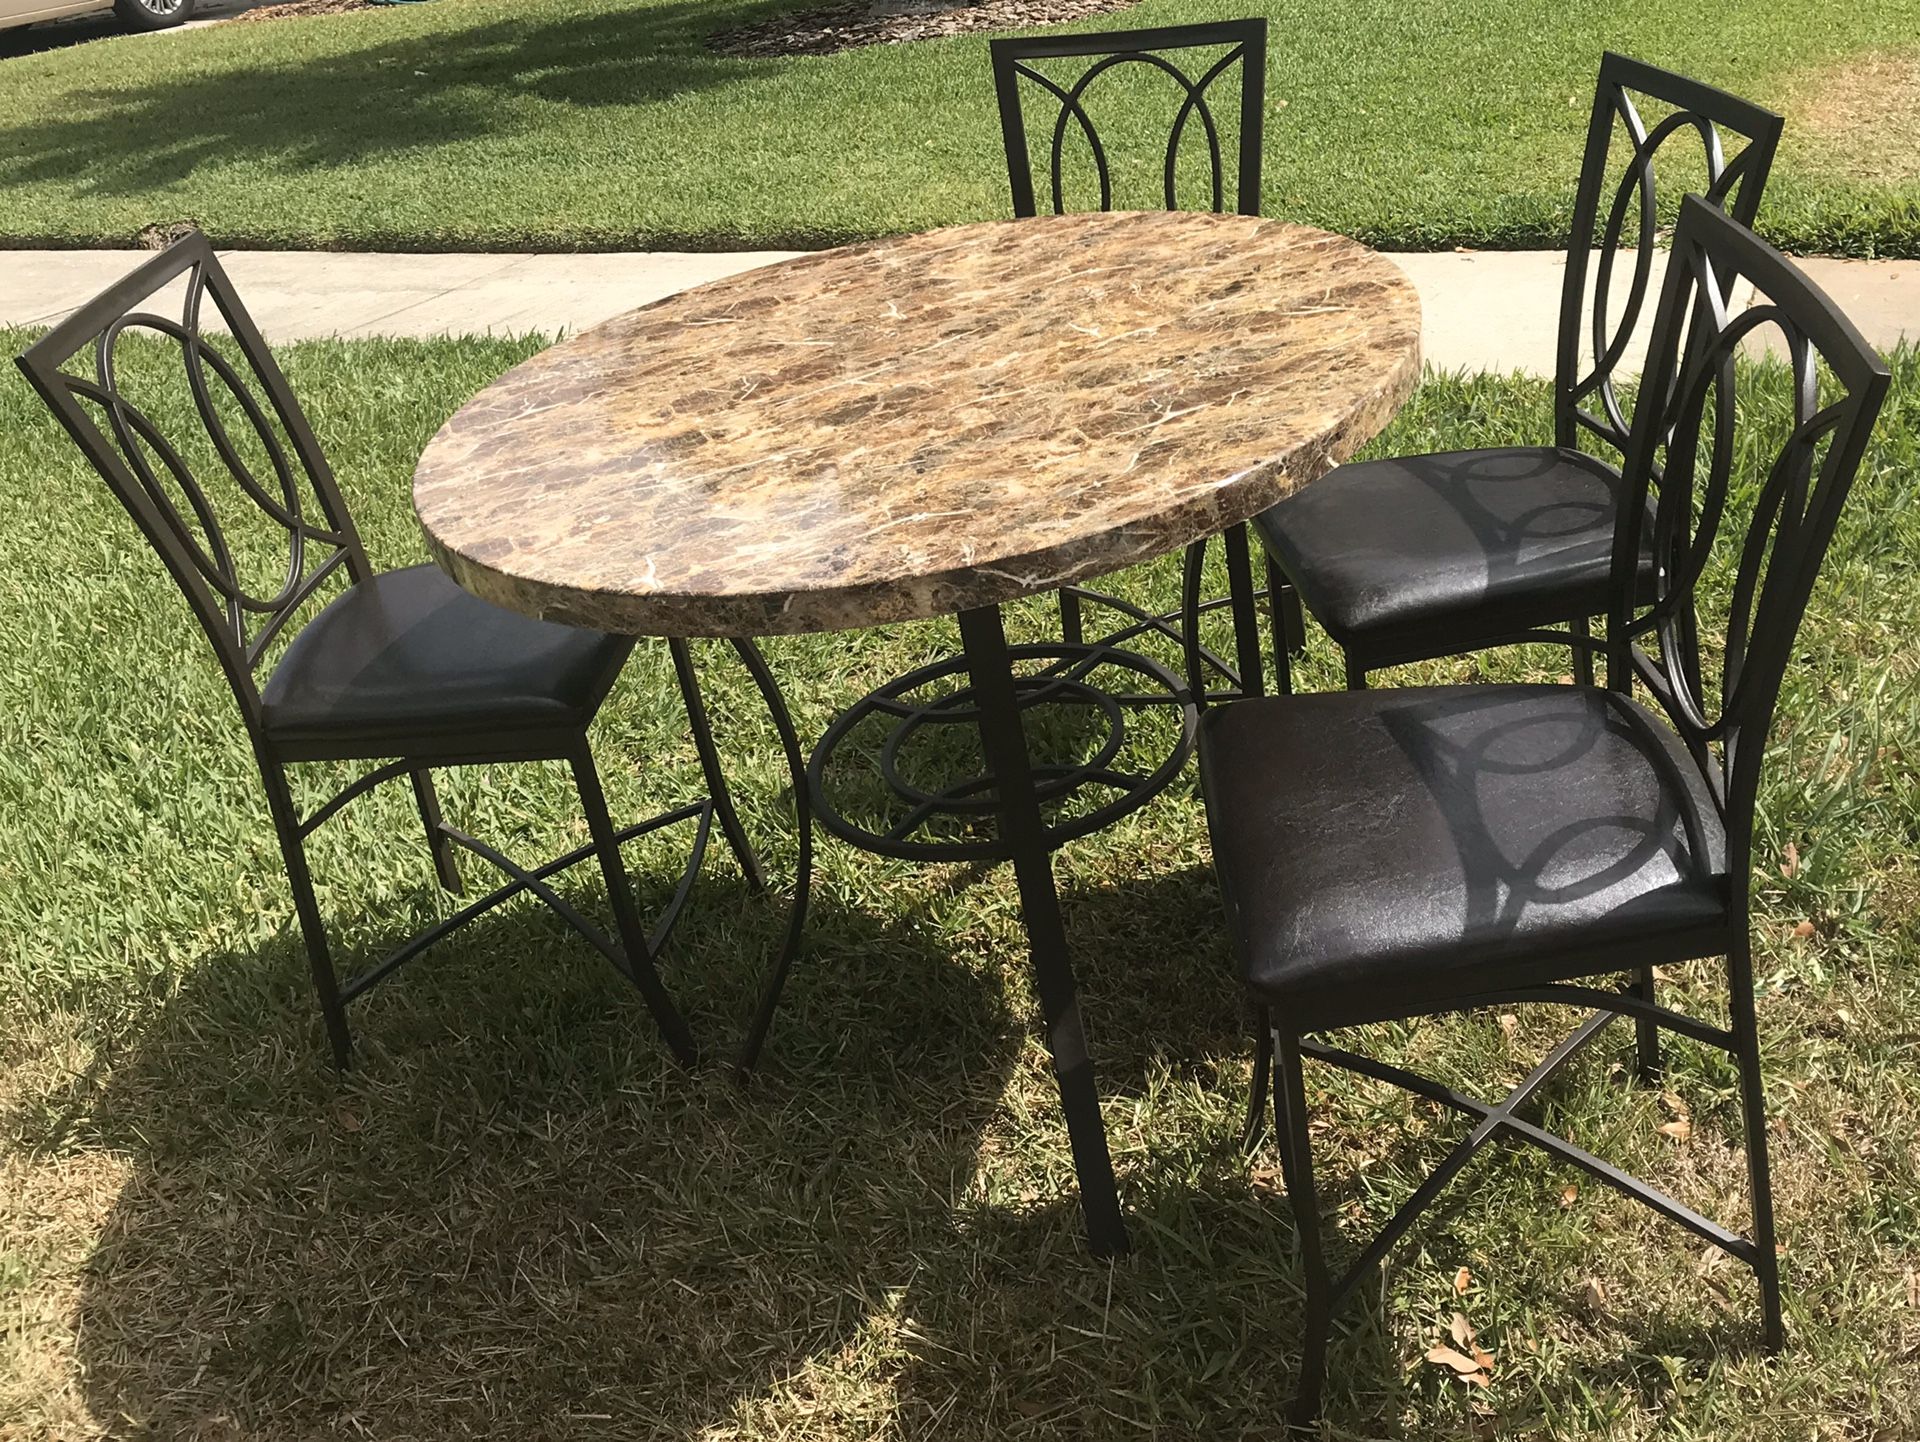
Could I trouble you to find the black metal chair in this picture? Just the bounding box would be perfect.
[1200,196,1889,1424]
[989,19,1269,703]
[1252,53,1783,693]
[15,233,798,1071]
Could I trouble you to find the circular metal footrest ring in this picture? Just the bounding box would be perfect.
[806,639,1197,863]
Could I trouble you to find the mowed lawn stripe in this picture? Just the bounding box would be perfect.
[0,0,1916,253]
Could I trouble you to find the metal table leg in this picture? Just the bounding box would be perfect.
[958,603,1131,1257]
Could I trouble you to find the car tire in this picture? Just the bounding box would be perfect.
[113,0,196,30]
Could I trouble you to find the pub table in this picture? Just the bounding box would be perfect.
[415,210,1421,1256]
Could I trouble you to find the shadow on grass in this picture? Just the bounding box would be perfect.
[904,1176,1754,1439]
[1000,865,1770,1436]
[0,0,804,211]
[38,846,1766,1436]
[1059,851,1249,1091]
[56,869,1021,1436]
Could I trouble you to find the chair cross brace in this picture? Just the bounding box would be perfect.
[1293,989,1757,1310]
[334,797,713,1003]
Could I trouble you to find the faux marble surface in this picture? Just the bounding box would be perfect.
[415,211,1421,637]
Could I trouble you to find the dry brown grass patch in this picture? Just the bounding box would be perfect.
[0,1147,129,1437]
[1781,50,1920,186]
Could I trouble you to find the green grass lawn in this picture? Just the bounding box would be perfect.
[1,329,1917,1438]
[0,0,1917,254]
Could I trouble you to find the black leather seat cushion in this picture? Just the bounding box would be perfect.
[1199,685,1729,1021]
[261,564,632,746]
[1253,447,1638,652]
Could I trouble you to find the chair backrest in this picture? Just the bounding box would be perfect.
[14,232,372,730]
[1556,53,1783,461]
[989,20,1266,218]
[1609,195,1889,902]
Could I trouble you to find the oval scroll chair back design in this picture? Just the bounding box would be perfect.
[990,19,1267,219]
[14,231,373,726]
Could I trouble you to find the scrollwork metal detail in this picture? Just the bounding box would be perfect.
[1557,56,1783,462]
[1611,197,1890,843]
[26,241,369,689]
[991,21,1266,219]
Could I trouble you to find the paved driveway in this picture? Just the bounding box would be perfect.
[0,0,269,57]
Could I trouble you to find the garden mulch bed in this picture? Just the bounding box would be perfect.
[225,0,1135,51]
[229,0,377,22]
[709,0,1140,58]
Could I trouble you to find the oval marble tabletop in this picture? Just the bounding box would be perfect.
[415,210,1421,637]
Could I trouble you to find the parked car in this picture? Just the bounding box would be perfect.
[0,0,195,35]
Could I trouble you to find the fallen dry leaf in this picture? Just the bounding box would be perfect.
[1560,1183,1579,1209]
[1906,1268,1919,1308]
[1583,1277,1609,1311]
[1792,919,1817,940]
[1427,1344,1479,1373]
[1781,841,1800,878]
[1498,1014,1519,1041]
[334,1106,363,1133]
[1660,1090,1691,1118]
[1657,1117,1693,1144]
[1455,1266,1473,1295]
[1450,1312,1474,1347]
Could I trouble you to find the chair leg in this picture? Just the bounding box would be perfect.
[1058,587,1085,646]
[1633,966,1663,1084]
[1243,1002,1273,1154]
[731,637,814,1074]
[263,765,352,1069]
[1273,1028,1332,1429]
[1223,522,1264,700]
[669,637,768,893]
[1571,616,1596,686]
[1266,556,1297,696]
[1343,654,1368,690]
[569,745,699,1067]
[408,767,464,896]
[1729,939,1784,1349]
[1272,557,1306,657]
[1181,538,1210,705]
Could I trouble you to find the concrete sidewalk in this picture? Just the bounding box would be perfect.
[4,249,806,347]
[5,247,1916,374]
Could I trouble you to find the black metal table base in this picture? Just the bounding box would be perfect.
[801,534,1269,1251]
[957,604,1133,1255]
[806,603,1221,1255]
